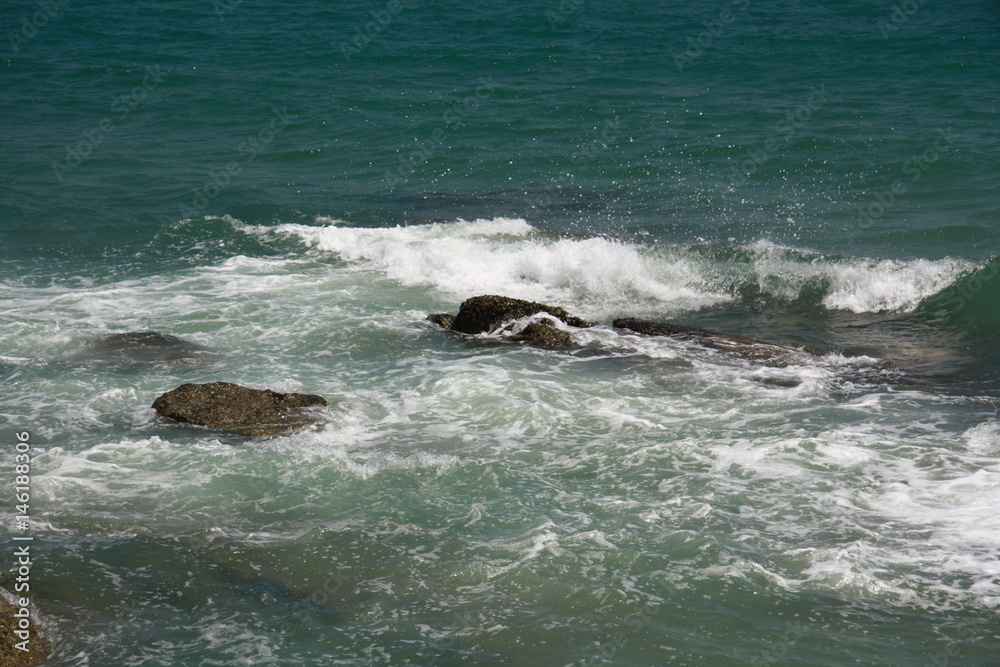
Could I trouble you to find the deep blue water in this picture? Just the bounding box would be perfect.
[2,1,999,664]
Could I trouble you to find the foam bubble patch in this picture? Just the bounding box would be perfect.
[274,217,731,317]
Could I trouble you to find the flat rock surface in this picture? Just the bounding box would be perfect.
[152,382,328,437]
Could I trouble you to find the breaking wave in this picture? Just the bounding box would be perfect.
[270,217,980,318]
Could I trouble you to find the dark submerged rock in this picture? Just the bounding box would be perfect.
[614,318,818,363]
[450,295,593,335]
[152,382,328,437]
[89,331,206,362]
[509,321,575,347]
[427,313,456,330]
[0,598,49,667]
[755,376,804,388]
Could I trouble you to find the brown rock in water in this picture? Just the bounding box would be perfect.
[450,295,593,335]
[613,318,818,363]
[152,382,328,437]
[89,331,207,362]
[509,322,575,347]
[0,598,49,667]
[426,313,456,330]
[93,331,196,349]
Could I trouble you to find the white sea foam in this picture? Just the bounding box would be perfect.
[715,419,1000,609]
[964,421,1000,456]
[741,240,976,312]
[0,220,976,371]
[270,218,977,317]
[273,217,731,317]
[4,213,997,655]
[820,257,974,313]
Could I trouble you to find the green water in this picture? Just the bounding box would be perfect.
[2,1,999,664]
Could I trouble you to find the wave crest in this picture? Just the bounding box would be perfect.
[271,218,983,317]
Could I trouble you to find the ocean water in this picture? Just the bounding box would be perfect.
[2,1,999,664]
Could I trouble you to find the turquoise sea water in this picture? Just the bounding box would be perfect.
[2,1,999,664]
